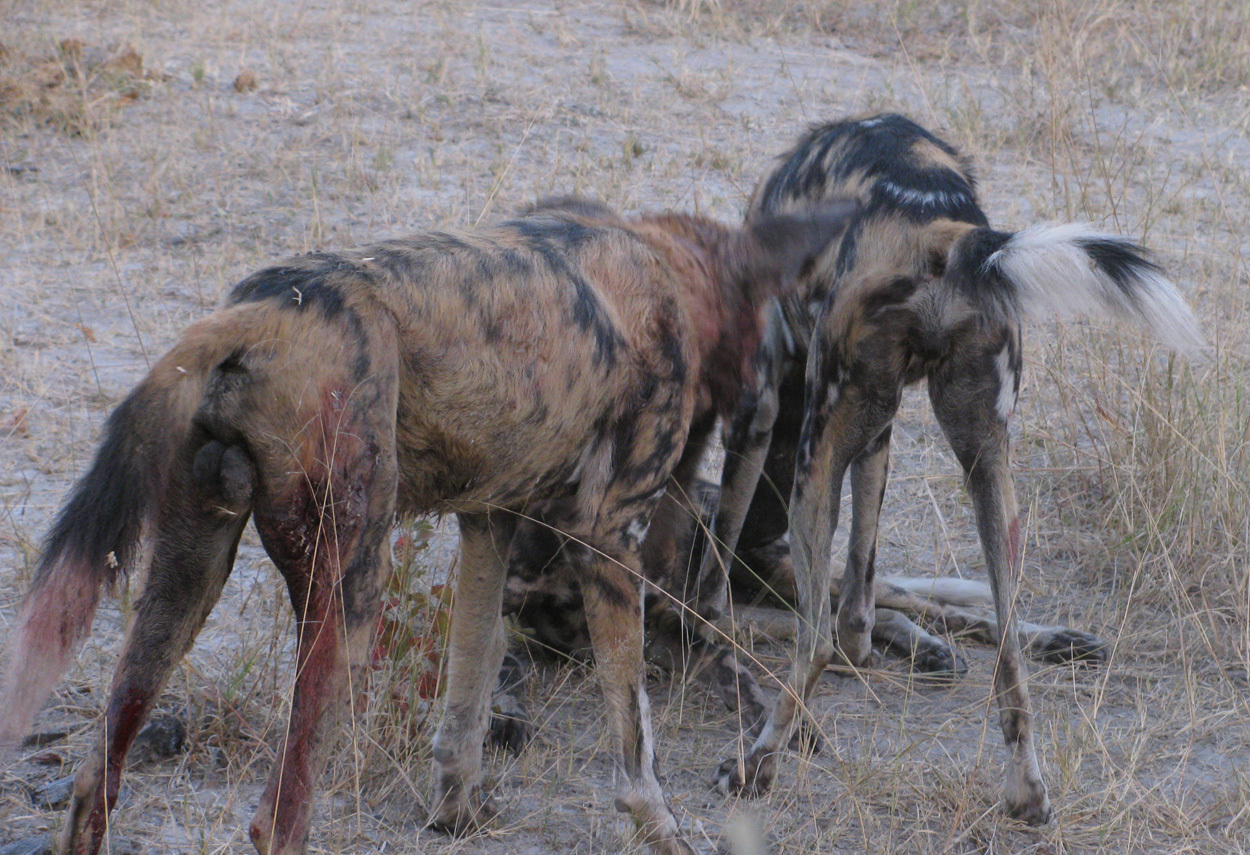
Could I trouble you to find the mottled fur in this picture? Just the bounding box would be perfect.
[492,475,1108,746]
[0,198,853,855]
[705,114,1201,824]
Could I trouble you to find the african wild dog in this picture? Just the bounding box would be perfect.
[701,114,1202,824]
[491,473,1109,749]
[0,196,855,855]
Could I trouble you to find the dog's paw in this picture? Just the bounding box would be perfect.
[710,754,773,798]
[907,640,968,679]
[1005,786,1054,826]
[834,634,877,669]
[787,719,823,755]
[427,786,500,836]
[1030,629,1109,665]
[487,699,532,753]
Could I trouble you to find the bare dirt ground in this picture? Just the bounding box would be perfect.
[2,1,1249,853]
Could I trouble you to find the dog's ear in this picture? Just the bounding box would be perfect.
[743,199,858,297]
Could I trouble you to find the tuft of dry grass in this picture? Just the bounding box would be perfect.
[0,36,162,136]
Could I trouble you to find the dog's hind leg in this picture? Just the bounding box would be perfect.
[928,341,1053,826]
[429,511,516,833]
[57,441,255,855]
[249,355,400,855]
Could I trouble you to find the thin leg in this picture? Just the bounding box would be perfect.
[929,344,1052,825]
[835,426,892,667]
[429,511,516,833]
[697,304,790,616]
[58,442,254,855]
[580,538,692,855]
[715,349,901,795]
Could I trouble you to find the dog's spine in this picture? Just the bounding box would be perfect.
[945,222,1204,354]
[0,324,237,756]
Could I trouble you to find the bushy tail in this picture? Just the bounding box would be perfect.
[0,315,244,756]
[945,222,1204,354]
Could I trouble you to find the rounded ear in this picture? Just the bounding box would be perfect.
[745,199,859,295]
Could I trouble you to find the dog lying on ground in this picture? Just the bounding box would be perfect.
[0,196,854,855]
[701,114,1203,824]
[491,474,1108,749]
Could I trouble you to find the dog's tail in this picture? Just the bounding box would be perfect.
[0,310,252,756]
[943,222,1204,354]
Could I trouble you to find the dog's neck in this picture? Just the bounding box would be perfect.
[631,213,768,417]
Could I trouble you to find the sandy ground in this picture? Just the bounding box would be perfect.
[1,1,1248,853]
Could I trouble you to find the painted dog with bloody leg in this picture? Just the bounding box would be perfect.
[0,196,854,855]
[706,114,1202,823]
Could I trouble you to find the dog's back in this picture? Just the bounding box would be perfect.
[749,115,984,344]
[752,113,1201,359]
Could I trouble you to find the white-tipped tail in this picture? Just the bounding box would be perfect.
[984,222,1205,355]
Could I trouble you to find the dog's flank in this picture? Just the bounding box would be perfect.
[707,113,1201,823]
[0,197,853,855]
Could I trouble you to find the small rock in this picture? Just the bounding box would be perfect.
[101,45,143,77]
[31,776,131,811]
[0,835,53,855]
[31,775,74,810]
[131,713,186,762]
[21,728,69,749]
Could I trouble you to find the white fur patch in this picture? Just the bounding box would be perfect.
[628,518,651,544]
[881,180,969,211]
[995,345,1016,421]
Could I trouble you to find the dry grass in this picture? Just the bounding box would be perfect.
[1,0,1248,853]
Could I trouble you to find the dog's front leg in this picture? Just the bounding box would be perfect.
[580,533,693,855]
[715,351,900,796]
[835,424,893,667]
[58,442,255,855]
[429,511,516,834]
[697,303,789,615]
